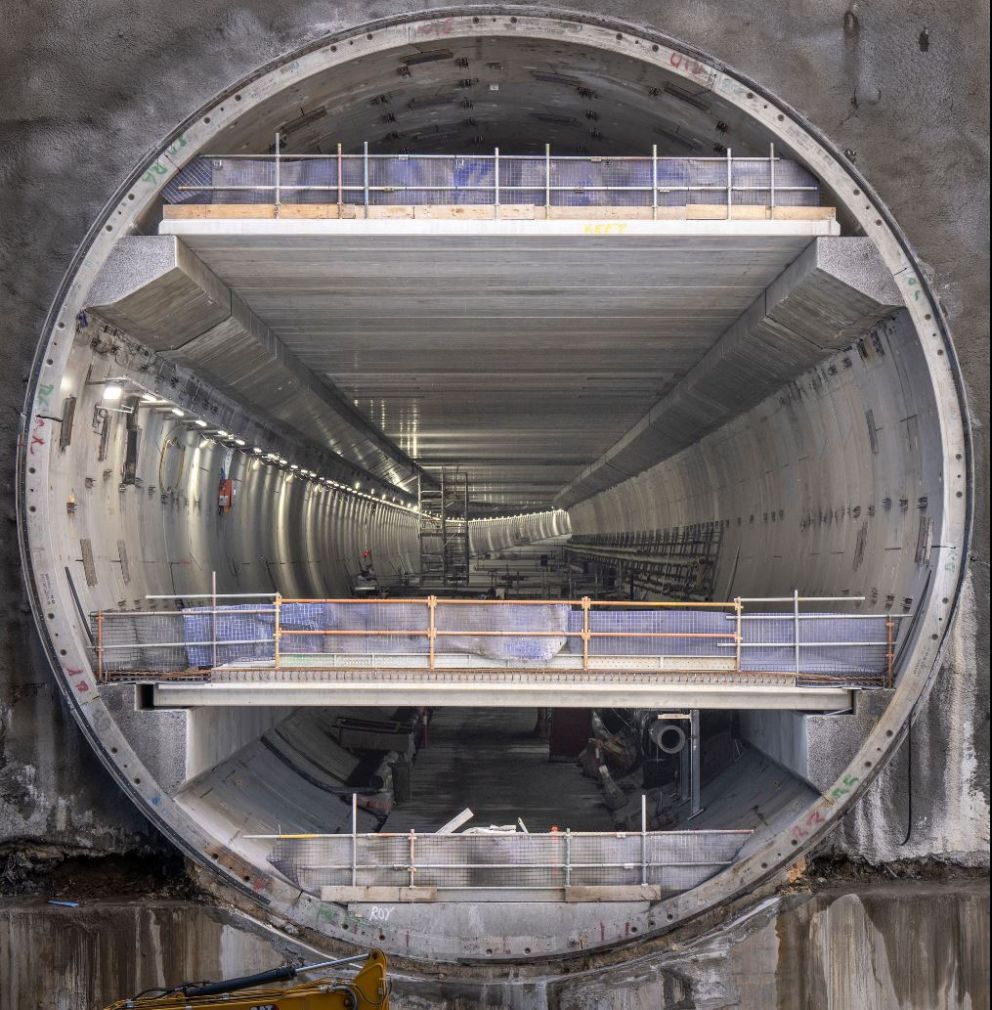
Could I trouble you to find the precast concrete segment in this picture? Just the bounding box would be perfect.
[87,236,423,496]
[14,9,975,962]
[557,237,904,507]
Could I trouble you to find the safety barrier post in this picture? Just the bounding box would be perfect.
[726,146,733,220]
[652,144,659,220]
[494,146,500,217]
[362,141,370,218]
[564,829,572,887]
[96,610,104,682]
[580,596,591,670]
[734,596,743,673]
[640,793,648,885]
[210,570,218,672]
[769,142,776,217]
[408,830,417,888]
[885,618,895,687]
[427,595,437,670]
[273,593,283,670]
[337,142,343,213]
[545,143,551,214]
[274,132,281,212]
[351,793,358,887]
[793,589,801,675]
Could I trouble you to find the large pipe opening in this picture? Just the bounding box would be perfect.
[18,11,970,964]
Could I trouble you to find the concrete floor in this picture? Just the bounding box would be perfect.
[382,708,614,833]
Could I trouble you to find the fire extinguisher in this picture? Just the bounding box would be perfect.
[218,477,234,514]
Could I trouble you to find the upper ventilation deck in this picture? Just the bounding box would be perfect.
[160,145,838,226]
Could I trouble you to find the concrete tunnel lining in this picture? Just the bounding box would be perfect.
[17,9,971,964]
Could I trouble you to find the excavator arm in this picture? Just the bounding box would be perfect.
[101,949,389,1010]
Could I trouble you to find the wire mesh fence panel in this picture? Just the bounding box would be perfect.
[95,611,195,673]
[568,834,642,885]
[500,155,546,206]
[279,602,429,658]
[93,599,893,682]
[367,155,491,205]
[163,153,821,208]
[738,613,891,676]
[265,830,751,895]
[277,158,339,202]
[164,159,278,204]
[564,608,734,657]
[642,831,749,888]
[182,604,276,667]
[435,603,572,661]
[549,158,654,206]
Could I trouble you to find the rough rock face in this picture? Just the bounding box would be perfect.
[0,0,988,866]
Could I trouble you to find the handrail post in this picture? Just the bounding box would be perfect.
[362,141,370,218]
[652,143,658,220]
[734,596,743,674]
[793,588,801,675]
[210,570,218,672]
[564,828,572,888]
[351,793,358,887]
[726,146,733,220]
[273,592,282,669]
[769,142,776,218]
[408,830,416,888]
[640,793,647,886]
[337,142,343,214]
[581,596,591,670]
[885,617,895,687]
[274,132,281,213]
[96,610,104,682]
[494,146,500,218]
[427,595,437,670]
[545,142,551,216]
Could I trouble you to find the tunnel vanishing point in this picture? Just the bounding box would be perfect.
[4,1,989,983]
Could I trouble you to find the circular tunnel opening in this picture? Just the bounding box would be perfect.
[18,10,970,965]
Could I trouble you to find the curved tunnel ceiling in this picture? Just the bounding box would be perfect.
[18,8,971,971]
[211,35,779,157]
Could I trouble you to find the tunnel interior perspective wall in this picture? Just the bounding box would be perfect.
[18,12,970,964]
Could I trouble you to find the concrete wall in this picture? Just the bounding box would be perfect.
[2,882,987,1008]
[1,0,987,870]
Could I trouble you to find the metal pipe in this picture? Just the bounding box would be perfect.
[145,592,277,599]
[769,142,776,215]
[362,141,369,217]
[690,709,702,818]
[210,570,218,671]
[652,143,658,220]
[336,142,343,211]
[274,132,281,210]
[794,589,801,675]
[351,793,358,887]
[493,147,500,217]
[545,143,551,213]
[726,147,733,220]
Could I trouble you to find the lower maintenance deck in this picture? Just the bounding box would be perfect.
[151,665,853,710]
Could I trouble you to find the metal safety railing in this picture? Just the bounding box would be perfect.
[91,588,904,686]
[247,795,751,900]
[163,136,822,219]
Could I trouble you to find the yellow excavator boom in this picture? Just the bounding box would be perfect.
[100,949,389,1010]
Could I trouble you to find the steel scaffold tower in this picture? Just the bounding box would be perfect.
[418,468,470,586]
